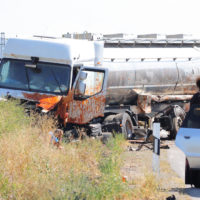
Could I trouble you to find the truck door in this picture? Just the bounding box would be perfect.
[68,67,108,124]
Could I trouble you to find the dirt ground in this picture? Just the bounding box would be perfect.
[121,140,191,200]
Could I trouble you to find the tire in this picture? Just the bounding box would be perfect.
[185,158,200,188]
[118,113,134,139]
[103,113,134,139]
[185,158,191,184]
[169,106,185,139]
[193,170,200,188]
[170,116,183,139]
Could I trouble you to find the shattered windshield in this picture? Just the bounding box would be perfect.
[0,59,70,95]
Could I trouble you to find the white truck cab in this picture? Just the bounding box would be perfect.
[0,38,108,127]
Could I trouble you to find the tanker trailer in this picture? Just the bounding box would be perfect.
[101,47,200,139]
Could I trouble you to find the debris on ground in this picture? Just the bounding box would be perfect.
[127,138,170,152]
[166,194,176,200]
[49,129,64,149]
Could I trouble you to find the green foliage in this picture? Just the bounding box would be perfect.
[0,100,29,135]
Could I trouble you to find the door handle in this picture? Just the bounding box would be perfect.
[184,136,190,139]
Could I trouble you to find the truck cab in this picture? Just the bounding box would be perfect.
[0,38,108,130]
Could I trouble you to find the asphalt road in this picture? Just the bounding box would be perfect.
[168,143,200,200]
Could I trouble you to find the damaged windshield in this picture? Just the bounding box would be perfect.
[0,59,70,95]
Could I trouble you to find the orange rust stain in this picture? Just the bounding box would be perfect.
[23,88,106,127]
[23,92,62,111]
[11,53,17,57]
[137,95,151,113]
[85,72,104,96]
[55,90,74,126]
[68,93,106,124]
[184,103,190,112]
[183,86,197,95]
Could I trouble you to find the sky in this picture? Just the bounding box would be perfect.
[1,0,200,38]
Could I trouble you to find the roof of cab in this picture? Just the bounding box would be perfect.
[3,37,96,65]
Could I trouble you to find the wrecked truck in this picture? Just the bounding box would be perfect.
[0,37,200,139]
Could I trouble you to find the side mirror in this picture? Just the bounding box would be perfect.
[79,71,87,81]
[75,81,86,96]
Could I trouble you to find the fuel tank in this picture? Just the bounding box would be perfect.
[104,58,200,105]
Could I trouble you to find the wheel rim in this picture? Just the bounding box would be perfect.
[177,116,183,127]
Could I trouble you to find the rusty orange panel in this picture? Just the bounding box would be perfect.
[55,90,74,126]
[23,92,61,111]
[68,94,106,124]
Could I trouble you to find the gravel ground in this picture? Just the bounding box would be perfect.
[121,140,191,199]
[167,142,200,200]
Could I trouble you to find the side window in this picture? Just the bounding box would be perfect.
[75,70,104,97]
[84,71,104,96]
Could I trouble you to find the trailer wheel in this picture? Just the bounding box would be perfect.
[169,105,185,139]
[170,116,183,139]
[120,113,134,139]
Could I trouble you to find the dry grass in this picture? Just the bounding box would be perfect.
[0,100,191,200]
[0,100,130,200]
[0,130,103,199]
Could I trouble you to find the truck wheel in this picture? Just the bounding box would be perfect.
[120,113,134,139]
[103,113,134,139]
[170,116,183,139]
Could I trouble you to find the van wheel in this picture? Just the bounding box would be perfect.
[193,171,200,188]
[185,158,191,184]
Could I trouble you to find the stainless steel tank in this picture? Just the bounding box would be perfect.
[104,58,200,105]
